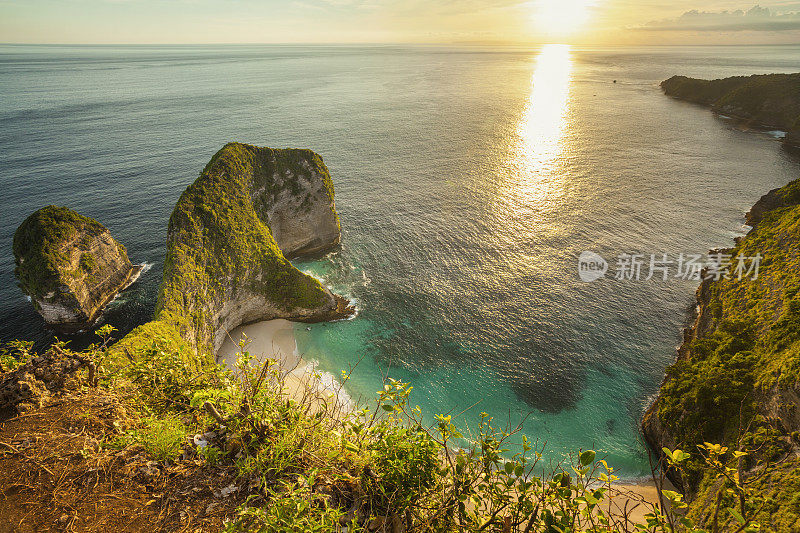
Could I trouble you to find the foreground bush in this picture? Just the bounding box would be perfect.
[1,328,767,532]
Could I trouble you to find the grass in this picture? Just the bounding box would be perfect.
[112,417,187,462]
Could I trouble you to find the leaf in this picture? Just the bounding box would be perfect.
[579,450,596,466]
[672,449,691,462]
[729,507,746,525]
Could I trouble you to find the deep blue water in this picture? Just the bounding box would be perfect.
[2,43,800,478]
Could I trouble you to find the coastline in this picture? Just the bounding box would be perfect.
[216,319,351,413]
[610,479,676,527]
[217,319,668,518]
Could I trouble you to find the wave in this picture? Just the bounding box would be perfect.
[299,359,354,412]
[299,266,363,320]
[106,262,153,309]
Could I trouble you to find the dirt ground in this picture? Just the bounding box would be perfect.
[0,389,248,533]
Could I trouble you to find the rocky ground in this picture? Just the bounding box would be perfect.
[0,348,248,533]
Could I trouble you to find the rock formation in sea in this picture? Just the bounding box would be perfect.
[661,73,800,148]
[13,206,141,334]
[112,143,354,366]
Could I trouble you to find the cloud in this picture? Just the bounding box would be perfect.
[636,4,800,31]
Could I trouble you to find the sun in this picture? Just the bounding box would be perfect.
[531,0,595,38]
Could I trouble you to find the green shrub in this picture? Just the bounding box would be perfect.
[113,416,187,462]
[224,476,349,533]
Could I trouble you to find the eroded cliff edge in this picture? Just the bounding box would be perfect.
[661,73,800,147]
[114,143,353,365]
[642,178,800,530]
[13,206,141,334]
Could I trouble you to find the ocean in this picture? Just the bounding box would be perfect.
[2,43,799,478]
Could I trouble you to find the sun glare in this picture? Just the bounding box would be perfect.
[490,43,574,276]
[518,44,573,172]
[531,0,595,38]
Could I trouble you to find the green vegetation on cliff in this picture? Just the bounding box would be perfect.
[13,206,110,298]
[645,177,800,530]
[662,73,800,144]
[5,143,779,531]
[2,325,767,532]
[156,143,335,353]
[100,142,350,367]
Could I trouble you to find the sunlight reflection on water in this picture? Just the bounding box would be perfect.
[518,43,573,174]
[493,44,574,277]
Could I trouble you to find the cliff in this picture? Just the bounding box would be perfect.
[13,206,140,334]
[642,178,800,530]
[115,143,353,365]
[661,73,800,147]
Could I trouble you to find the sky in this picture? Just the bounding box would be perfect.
[1,0,800,45]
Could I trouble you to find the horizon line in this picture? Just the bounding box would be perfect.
[2,41,799,47]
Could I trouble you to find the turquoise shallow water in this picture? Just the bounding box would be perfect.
[2,44,800,478]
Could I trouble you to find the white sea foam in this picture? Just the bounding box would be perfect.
[118,262,153,292]
[299,266,361,319]
[299,359,354,412]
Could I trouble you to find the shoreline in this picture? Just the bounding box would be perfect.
[216,319,351,413]
[610,479,676,526]
[216,318,669,518]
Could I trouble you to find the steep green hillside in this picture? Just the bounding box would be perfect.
[154,142,349,356]
[643,177,800,531]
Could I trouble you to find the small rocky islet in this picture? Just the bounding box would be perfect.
[13,205,142,334]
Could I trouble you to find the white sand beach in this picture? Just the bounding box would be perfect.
[217,319,301,374]
[216,319,351,413]
[608,479,676,529]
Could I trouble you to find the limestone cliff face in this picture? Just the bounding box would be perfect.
[152,143,352,357]
[641,275,714,495]
[13,206,140,334]
[257,156,341,258]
